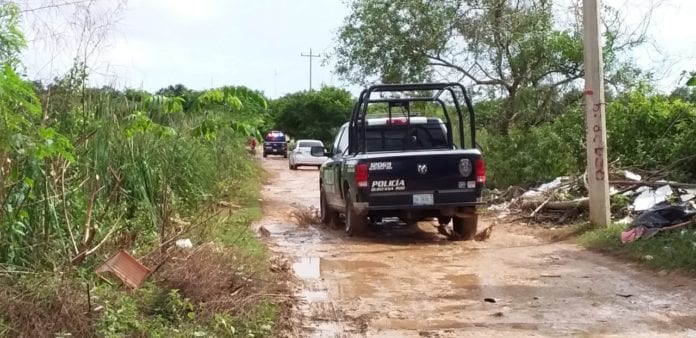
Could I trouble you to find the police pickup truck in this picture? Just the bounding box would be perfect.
[309,83,485,240]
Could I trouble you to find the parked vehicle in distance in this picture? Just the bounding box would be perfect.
[263,131,287,158]
[310,83,485,240]
[289,139,328,170]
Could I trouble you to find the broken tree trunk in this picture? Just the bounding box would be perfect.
[609,180,696,189]
[522,198,589,211]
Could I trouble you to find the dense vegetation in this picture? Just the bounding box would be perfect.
[2,0,696,334]
[270,87,354,144]
[1,4,281,336]
[480,84,696,187]
[335,0,696,188]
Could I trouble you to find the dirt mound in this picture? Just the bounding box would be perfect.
[152,244,296,320]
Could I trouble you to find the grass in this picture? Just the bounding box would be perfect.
[0,318,8,338]
[0,155,289,337]
[579,222,696,274]
[211,175,266,259]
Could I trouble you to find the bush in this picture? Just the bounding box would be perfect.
[270,86,353,144]
[481,86,696,188]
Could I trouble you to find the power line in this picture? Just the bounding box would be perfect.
[301,48,321,91]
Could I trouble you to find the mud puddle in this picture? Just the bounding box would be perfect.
[255,156,696,337]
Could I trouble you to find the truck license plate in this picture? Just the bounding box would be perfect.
[413,193,434,206]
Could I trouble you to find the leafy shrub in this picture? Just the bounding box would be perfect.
[482,86,696,188]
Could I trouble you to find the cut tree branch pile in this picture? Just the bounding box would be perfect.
[489,169,696,225]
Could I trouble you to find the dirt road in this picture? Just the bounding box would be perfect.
[255,156,696,337]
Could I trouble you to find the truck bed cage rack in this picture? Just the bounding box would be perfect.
[349,83,476,154]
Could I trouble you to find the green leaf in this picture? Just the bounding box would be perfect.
[687,75,696,87]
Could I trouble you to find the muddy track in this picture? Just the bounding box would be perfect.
[255,156,696,337]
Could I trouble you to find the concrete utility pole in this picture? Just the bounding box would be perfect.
[301,48,321,91]
[582,0,611,227]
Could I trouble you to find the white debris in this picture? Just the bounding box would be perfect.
[624,170,642,181]
[632,185,674,212]
[536,177,568,192]
[681,194,695,202]
[175,238,193,249]
[615,216,634,225]
[656,185,674,198]
[636,186,651,193]
[521,177,569,200]
[521,190,543,200]
[623,185,649,197]
[489,202,510,212]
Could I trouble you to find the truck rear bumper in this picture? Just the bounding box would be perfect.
[362,190,483,209]
[353,190,486,217]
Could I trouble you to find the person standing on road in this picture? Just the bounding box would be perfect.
[248,137,257,155]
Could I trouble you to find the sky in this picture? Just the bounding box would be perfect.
[17,0,696,98]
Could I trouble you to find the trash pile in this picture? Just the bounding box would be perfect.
[488,170,696,240]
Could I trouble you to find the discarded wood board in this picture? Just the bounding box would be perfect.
[95,249,150,289]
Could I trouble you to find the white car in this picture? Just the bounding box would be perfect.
[289,139,327,170]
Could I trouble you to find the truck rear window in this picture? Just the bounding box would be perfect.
[364,124,449,152]
[298,141,322,148]
[265,133,286,142]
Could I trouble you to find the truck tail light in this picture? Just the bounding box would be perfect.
[475,158,486,184]
[356,163,369,188]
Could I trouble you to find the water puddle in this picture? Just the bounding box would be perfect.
[293,256,321,279]
[444,273,480,290]
[371,318,469,330]
[322,259,390,270]
[306,321,342,338]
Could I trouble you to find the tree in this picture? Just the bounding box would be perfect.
[156,84,192,97]
[271,87,354,144]
[687,71,696,87]
[335,0,647,134]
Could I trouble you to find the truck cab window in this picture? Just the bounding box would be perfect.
[333,126,349,155]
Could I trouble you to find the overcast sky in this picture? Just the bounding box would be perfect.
[18,0,696,98]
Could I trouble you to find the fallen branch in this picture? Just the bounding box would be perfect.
[656,220,694,233]
[71,215,123,265]
[545,198,589,210]
[610,180,696,189]
[81,177,103,249]
[139,210,223,260]
[61,160,78,254]
[530,197,552,217]
[521,197,589,211]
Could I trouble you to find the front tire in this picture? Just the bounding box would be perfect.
[320,188,339,226]
[345,193,367,236]
[263,152,267,158]
[452,214,478,240]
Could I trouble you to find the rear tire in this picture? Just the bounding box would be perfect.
[345,193,367,236]
[283,152,288,158]
[320,188,339,226]
[289,162,297,170]
[263,152,267,158]
[452,214,478,240]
